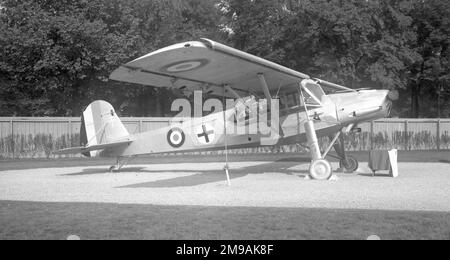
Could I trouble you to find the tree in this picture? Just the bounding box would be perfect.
[408,0,450,118]
[219,0,289,63]
[0,0,125,115]
[220,0,422,117]
[281,0,420,91]
[0,0,224,116]
[1,0,449,118]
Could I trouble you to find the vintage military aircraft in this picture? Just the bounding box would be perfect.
[55,39,395,180]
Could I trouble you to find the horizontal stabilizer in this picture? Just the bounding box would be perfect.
[54,140,132,155]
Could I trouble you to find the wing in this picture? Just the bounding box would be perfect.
[109,39,309,98]
[110,39,355,98]
[54,140,132,155]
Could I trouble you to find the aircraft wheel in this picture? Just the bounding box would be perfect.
[109,166,119,173]
[309,159,333,180]
[339,156,359,173]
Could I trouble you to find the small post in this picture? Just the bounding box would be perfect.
[139,119,143,133]
[223,86,231,186]
[224,164,231,186]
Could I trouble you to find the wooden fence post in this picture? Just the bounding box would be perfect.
[370,121,374,150]
[68,119,72,145]
[68,119,72,158]
[405,120,409,151]
[10,119,14,160]
[437,119,441,151]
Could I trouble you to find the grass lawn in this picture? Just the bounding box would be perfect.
[1,151,449,240]
[0,201,449,240]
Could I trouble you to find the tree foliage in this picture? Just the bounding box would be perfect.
[408,0,450,117]
[0,0,449,117]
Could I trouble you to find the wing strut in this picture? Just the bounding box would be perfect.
[225,85,241,99]
[313,78,357,92]
[257,73,272,108]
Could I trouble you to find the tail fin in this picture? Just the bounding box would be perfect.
[80,100,129,157]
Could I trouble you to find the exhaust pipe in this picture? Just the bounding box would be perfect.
[350,106,382,118]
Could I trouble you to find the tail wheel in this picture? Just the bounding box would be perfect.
[339,156,359,173]
[309,159,333,180]
[109,166,119,173]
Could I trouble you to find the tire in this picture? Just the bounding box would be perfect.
[339,156,359,173]
[109,166,119,173]
[309,159,333,180]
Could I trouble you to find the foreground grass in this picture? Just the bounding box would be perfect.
[0,201,449,240]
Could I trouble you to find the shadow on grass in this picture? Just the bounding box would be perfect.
[275,157,312,163]
[60,155,381,188]
[117,161,310,188]
[60,167,154,176]
[357,173,393,178]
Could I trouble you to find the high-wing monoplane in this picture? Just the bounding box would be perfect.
[56,39,395,180]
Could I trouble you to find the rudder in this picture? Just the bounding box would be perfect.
[80,100,129,157]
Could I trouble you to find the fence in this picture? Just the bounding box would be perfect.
[0,117,449,159]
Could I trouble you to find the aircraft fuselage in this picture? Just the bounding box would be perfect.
[98,89,391,158]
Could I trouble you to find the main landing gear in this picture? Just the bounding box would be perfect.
[299,79,359,180]
[304,120,334,180]
[299,81,333,180]
[305,125,359,180]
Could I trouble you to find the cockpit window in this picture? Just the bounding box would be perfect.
[302,92,321,106]
[284,92,299,108]
[305,82,325,100]
[302,82,325,106]
[279,83,325,111]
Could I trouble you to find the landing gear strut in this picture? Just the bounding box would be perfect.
[303,120,333,180]
[300,80,333,180]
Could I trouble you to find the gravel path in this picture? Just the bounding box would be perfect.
[0,161,449,212]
